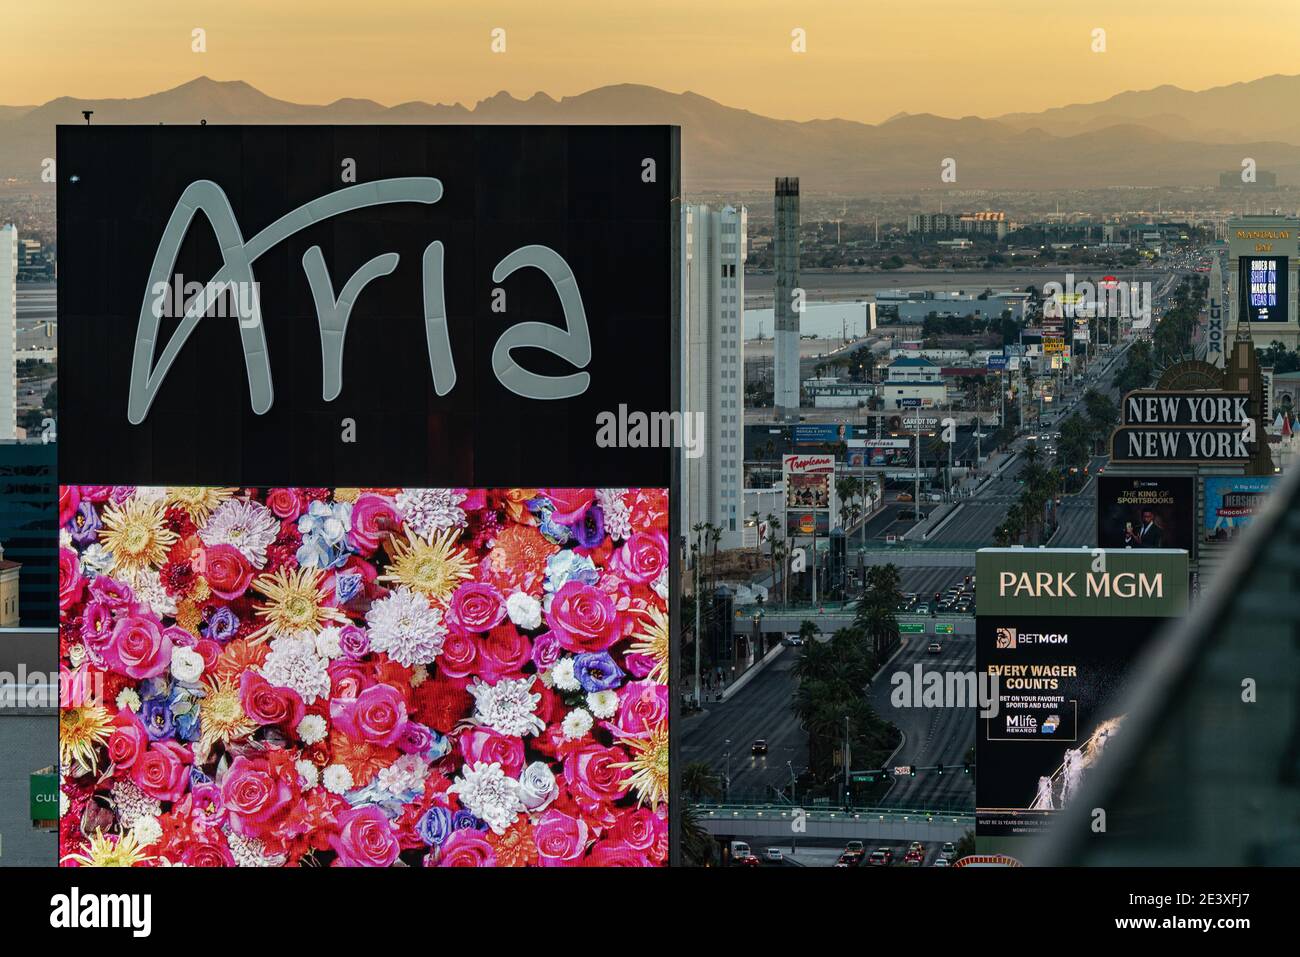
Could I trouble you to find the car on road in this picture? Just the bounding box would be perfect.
[914,604,930,616]
[932,856,950,867]
[903,849,925,866]
[940,842,956,861]
[844,840,865,854]
[868,847,895,866]
[764,848,784,863]
[835,851,863,867]
[926,642,942,654]
[751,739,768,756]
[896,492,914,502]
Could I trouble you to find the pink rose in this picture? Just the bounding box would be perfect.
[111,614,173,679]
[348,494,399,555]
[330,805,400,867]
[611,806,659,852]
[327,659,373,700]
[132,740,192,803]
[616,680,669,736]
[613,530,669,585]
[563,742,630,806]
[239,671,305,728]
[202,543,254,600]
[542,489,595,525]
[546,581,620,653]
[332,683,407,747]
[458,727,525,778]
[534,808,590,866]
[59,547,85,612]
[78,486,114,503]
[449,582,506,633]
[107,708,149,774]
[265,487,305,521]
[436,830,496,867]
[182,841,236,867]
[585,839,650,866]
[437,629,479,678]
[222,753,299,837]
[59,486,81,528]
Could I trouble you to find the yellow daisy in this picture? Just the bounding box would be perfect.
[164,486,237,523]
[99,496,177,577]
[59,704,114,775]
[250,566,348,643]
[379,527,474,605]
[198,674,257,752]
[628,605,670,685]
[61,828,154,867]
[612,725,669,809]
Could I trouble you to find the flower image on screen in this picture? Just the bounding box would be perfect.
[57,487,669,867]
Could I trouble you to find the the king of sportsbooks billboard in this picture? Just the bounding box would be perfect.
[975,549,1188,851]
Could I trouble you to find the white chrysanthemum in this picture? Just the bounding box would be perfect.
[551,658,581,692]
[505,591,542,630]
[296,759,320,790]
[132,814,163,847]
[395,488,467,540]
[261,632,331,704]
[410,665,428,688]
[295,713,327,745]
[562,708,594,741]
[314,626,343,660]
[377,754,428,795]
[365,587,447,666]
[227,830,287,867]
[468,675,545,737]
[597,489,632,541]
[130,566,177,619]
[116,687,142,712]
[323,764,354,795]
[652,567,669,601]
[60,527,73,549]
[448,761,525,835]
[587,689,619,720]
[111,779,162,830]
[132,486,166,506]
[200,498,280,568]
[81,543,115,576]
[170,645,204,683]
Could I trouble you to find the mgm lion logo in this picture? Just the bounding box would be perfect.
[995,627,1017,650]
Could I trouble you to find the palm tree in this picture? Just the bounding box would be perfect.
[681,760,721,802]
[680,806,718,867]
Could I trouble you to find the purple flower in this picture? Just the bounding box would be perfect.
[70,501,102,545]
[338,624,370,660]
[451,809,488,832]
[568,505,605,548]
[574,651,623,692]
[202,606,238,642]
[417,806,453,846]
[531,631,564,671]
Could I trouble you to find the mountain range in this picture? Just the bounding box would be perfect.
[4,74,1300,192]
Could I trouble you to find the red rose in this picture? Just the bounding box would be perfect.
[194,638,222,671]
[458,727,525,778]
[59,485,81,528]
[348,494,399,555]
[107,709,149,774]
[476,623,531,680]
[59,547,85,613]
[327,659,373,700]
[222,753,299,836]
[203,544,254,600]
[563,742,630,805]
[239,671,305,728]
[448,582,506,633]
[332,683,407,747]
[265,487,305,521]
[132,740,192,803]
[330,804,401,867]
[437,630,479,678]
[111,614,173,680]
[412,674,471,734]
[181,840,235,867]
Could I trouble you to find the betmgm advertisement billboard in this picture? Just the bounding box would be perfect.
[1096,475,1194,554]
[1204,475,1277,543]
[975,549,1187,849]
[56,126,678,868]
[783,453,836,535]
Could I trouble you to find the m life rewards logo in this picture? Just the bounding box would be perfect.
[994,627,1069,649]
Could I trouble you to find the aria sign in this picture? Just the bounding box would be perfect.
[57,125,679,487]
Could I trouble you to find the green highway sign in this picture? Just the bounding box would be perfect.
[899,622,925,634]
[935,623,955,635]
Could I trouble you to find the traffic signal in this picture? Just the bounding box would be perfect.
[909,767,917,777]
[936,765,944,776]
[963,763,972,775]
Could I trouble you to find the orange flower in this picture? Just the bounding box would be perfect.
[328,728,400,789]
[488,817,538,867]
[481,524,557,597]
[212,637,269,683]
[499,488,540,526]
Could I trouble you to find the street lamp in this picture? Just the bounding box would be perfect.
[724,740,732,802]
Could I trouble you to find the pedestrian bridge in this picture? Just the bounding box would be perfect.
[693,803,973,842]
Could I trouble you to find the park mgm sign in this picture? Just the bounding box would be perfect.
[1227,215,1300,350]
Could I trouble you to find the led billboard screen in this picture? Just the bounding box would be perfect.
[1096,475,1194,554]
[1240,255,1289,323]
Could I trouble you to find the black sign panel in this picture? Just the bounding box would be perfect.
[1239,255,1289,323]
[1110,426,1250,463]
[1096,475,1194,554]
[57,125,679,487]
[976,615,1165,837]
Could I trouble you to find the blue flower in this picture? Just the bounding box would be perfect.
[569,505,605,548]
[544,549,599,598]
[451,809,487,832]
[334,571,363,604]
[416,806,453,846]
[140,694,174,741]
[574,651,624,692]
